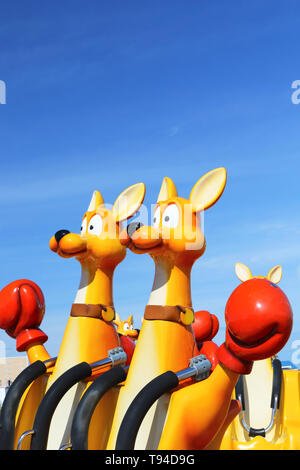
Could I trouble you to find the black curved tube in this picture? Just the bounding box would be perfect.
[235,375,245,410]
[71,366,127,450]
[0,360,47,450]
[270,358,282,408]
[115,370,179,450]
[249,427,265,438]
[30,362,92,450]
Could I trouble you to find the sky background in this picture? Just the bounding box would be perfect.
[0,1,299,364]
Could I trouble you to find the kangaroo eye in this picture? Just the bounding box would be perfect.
[153,206,161,228]
[80,217,87,234]
[88,214,103,235]
[162,204,179,228]
[123,322,129,331]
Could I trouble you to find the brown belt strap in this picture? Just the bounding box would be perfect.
[144,305,194,325]
[70,303,115,322]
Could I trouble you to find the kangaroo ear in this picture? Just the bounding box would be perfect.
[87,190,104,211]
[235,263,253,282]
[112,183,145,223]
[189,168,227,212]
[127,314,133,324]
[157,177,178,202]
[267,265,282,284]
[114,313,121,327]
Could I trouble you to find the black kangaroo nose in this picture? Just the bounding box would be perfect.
[127,222,144,238]
[55,229,70,243]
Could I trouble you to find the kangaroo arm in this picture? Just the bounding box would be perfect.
[26,342,52,364]
[158,364,239,450]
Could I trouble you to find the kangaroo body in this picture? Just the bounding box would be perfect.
[108,169,241,450]
[220,264,300,450]
[15,184,145,450]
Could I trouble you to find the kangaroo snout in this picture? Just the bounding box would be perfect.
[49,230,86,256]
[120,222,144,246]
[54,229,71,243]
[127,222,144,238]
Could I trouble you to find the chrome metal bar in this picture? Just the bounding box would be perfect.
[176,366,197,381]
[17,429,35,450]
[89,347,127,370]
[42,348,127,374]
[176,355,211,382]
[59,443,72,450]
[89,357,112,369]
[264,394,278,433]
[239,394,279,435]
[240,413,250,433]
[43,356,57,366]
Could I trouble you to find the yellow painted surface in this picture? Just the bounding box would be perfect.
[14,374,49,450]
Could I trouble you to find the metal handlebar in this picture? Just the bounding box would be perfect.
[18,347,127,450]
[115,354,211,450]
[236,358,282,438]
[176,355,211,382]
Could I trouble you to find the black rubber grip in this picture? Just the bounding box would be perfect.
[0,360,47,450]
[249,427,265,437]
[235,375,245,410]
[71,366,127,450]
[115,370,179,450]
[30,362,92,450]
[270,358,282,409]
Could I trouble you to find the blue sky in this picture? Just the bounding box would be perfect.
[0,0,299,363]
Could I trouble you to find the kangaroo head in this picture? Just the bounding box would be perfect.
[49,183,145,271]
[122,168,227,266]
[113,313,139,338]
[235,262,282,284]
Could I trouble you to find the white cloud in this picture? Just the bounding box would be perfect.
[245,219,300,235]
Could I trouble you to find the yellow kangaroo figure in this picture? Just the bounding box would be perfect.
[15,183,145,450]
[220,263,300,450]
[107,168,243,450]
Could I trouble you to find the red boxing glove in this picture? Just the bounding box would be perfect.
[198,341,219,371]
[119,334,135,366]
[217,278,293,374]
[0,279,48,352]
[192,310,219,343]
